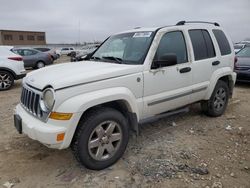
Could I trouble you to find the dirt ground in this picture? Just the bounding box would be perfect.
[0,57,250,188]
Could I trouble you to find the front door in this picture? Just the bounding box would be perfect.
[143,30,192,118]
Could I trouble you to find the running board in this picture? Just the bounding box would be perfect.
[139,107,189,125]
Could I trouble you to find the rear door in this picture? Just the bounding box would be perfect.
[188,29,217,102]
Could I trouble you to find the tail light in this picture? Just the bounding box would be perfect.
[8,57,23,61]
[234,56,238,70]
[48,53,53,61]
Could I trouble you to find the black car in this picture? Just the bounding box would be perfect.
[235,45,250,82]
[70,53,88,62]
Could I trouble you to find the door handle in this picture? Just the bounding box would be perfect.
[212,61,220,66]
[179,67,191,73]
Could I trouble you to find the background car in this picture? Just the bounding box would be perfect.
[59,47,75,56]
[234,43,245,53]
[235,45,250,82]
[11,48,53,69]
[34,47,58,61]
[0,46,26,90]
[70,45,98,62]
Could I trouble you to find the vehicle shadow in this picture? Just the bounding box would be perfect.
[235,81,250,89]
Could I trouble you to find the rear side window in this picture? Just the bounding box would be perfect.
[189,30,215,61]
[212,29,231,55]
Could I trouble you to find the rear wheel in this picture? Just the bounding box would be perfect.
[36,61,45,69]
[71,107,129,170]
[201,80,229,117]
[0,71,14,91]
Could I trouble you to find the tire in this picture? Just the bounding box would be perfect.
[71,107,129,170]
[36,61,45,69]
[201,80,229,117]
[0,71,14,91]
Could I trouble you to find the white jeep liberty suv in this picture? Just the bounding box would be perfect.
[14,21,237,170]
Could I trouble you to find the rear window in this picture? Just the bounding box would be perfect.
[212,29,231,56]
[189,29,215,61]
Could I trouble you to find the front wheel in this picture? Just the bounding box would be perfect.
[201,80,229,117]
[71,107,129,170]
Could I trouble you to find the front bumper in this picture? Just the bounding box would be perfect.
[15,73,26,80]
[14,104,67,149]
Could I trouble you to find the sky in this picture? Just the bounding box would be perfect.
[0,0,249,43]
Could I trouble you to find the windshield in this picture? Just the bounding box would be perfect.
[91,31,154,64]
[237,47,250,57]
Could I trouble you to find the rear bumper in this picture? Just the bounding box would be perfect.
[235,70,250,82]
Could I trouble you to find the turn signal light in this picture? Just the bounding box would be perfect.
[57,133,65,141]
[49,112,73,120]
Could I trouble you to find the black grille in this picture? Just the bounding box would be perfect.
[20,86,43,118]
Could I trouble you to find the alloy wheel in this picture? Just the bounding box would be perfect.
[0,73,12,90]
[213,88,226,111]
[88,120,122,161]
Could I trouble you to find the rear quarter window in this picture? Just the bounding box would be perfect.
[212,29,231,55]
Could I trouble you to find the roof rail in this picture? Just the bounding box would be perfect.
[176,21,220,27]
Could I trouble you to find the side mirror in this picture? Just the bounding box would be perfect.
[154,53,177,68]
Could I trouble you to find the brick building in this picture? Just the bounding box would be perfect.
[0,30,46,45]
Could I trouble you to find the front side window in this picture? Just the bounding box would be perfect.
[189,29,216,61]
[212,29,231,56]
[91,32,154,64]
[62,48,69,51]
[154,31,187,64]
[237,47,250,57]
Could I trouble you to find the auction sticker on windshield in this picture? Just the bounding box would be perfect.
[133,32,152,38]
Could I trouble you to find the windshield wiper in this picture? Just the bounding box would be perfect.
[102,56,123,64]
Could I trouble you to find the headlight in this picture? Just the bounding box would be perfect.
[40,88,55,111]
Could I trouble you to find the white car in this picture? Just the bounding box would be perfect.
[0,46,26,90]
[14,21,236,170]
[234,43,245,53]
[76,45,99,55]
[59,47,75,56]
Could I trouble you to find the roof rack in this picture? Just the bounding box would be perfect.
[176,21,220,27]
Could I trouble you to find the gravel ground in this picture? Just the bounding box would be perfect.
[0,57,250,188]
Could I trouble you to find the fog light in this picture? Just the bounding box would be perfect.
[49,112,73,120]
[57,133,65,141]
